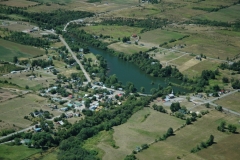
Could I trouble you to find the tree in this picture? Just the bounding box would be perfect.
[25,85,29,89]
[186,118,191,125]
[205,103,210,108]
[186,96,190,102]
[206,135,214,146]
[167,127,174,137]
[222,77,229,83]
[14,138,21,145]
[124,155,136,160]
[217,121,226,132]
[228,124,237,133]
[140,87,145,93]
[170,102,180,112]
[13,56,18,63]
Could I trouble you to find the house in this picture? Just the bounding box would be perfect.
[34,128,42,132]
[60,107,68,112]
[67,103,74,107]
[168,90,174,99]
[132,34,137,38]
[21,139,31,144]
[10,71,17,74]
[57,120,64,125]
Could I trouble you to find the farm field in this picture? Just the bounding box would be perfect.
[214,92,240,113]
[140,29,186,45]
[108,42,149,55]
[81,25,143,39]
[0,39,44,62]
[98,107,185,160]
[0,94,60,130]
[136,110,240,160]
[0,145,40,160]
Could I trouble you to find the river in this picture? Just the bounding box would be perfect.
[89,47,189,93]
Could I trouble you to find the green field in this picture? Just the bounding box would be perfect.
[0,145,40,160]
[108,42,149,54]
[81,25,143,39]
[140,29,186,45]
[196,5,240,22]
[0,94,58,130]
[0,39,44,62]
[97,107,185,160]
[215,92,240,113]
[136,110,240,160]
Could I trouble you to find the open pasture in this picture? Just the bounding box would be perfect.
[98,107,184,160]
[108,42,149,54]
[215,92,240,113]
[0,94,61,130]
[182,59,221,78]
[196,4,240,23]
[0,88,20,102]
[0,94,44,129]
[0,39,44,62]
[136,110,240,160]
[140,29,186,45]
[0,0,38,7]
[0,145,40,160]
[81,25,143,39]
[0,69,56,90]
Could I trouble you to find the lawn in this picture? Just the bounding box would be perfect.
[140,29,186,45]
[136,110,240,160]
[81,25,143,39]
[98,107,185,160]
[0,39,44,62]
[0,145,40,160]
[215,92,240,113]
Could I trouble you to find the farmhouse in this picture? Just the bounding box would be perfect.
[132,34,137,38]
[34,128,42,132]
[168,90,175,99]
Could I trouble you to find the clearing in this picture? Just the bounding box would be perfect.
[108,42,149,54]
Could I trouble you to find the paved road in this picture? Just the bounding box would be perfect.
[0,126,33,141]
[189,90,240,116]
[59,35,92,83]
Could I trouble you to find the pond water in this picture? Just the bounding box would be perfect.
[90,47,189,93]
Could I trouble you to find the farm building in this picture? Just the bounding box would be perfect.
[132,34,137,38]
[34,128,42,132]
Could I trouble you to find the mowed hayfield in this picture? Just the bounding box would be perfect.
[0,94,60,130]
[0,0,38,7]
[182,59,221,78]
[81,25,143,39]
[136,110,240,160]
[108,42,149,54]
[0,145,40,160]
[98,107,185,160]
[215,92,240,113]
[0,39,44,62]
[196,5,240,22]
[140,29,186,45]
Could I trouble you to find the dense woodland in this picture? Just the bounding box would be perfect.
[100,17,168,32]
[3,31,50,47]
[0,6,93,29]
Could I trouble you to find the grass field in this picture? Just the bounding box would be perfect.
[215,92,240,113]
[0,39,44,62]
[0,0,38,7]
[98,107,184,160]
[0,145,40,160]
[140,29,186,45]
[182,59,221,78]
[196,5,240,22]
[0,70,56,90]
[136,110,240,160]
[81,25,143,39]
[0,94,60,130]
[108,42,149,54]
